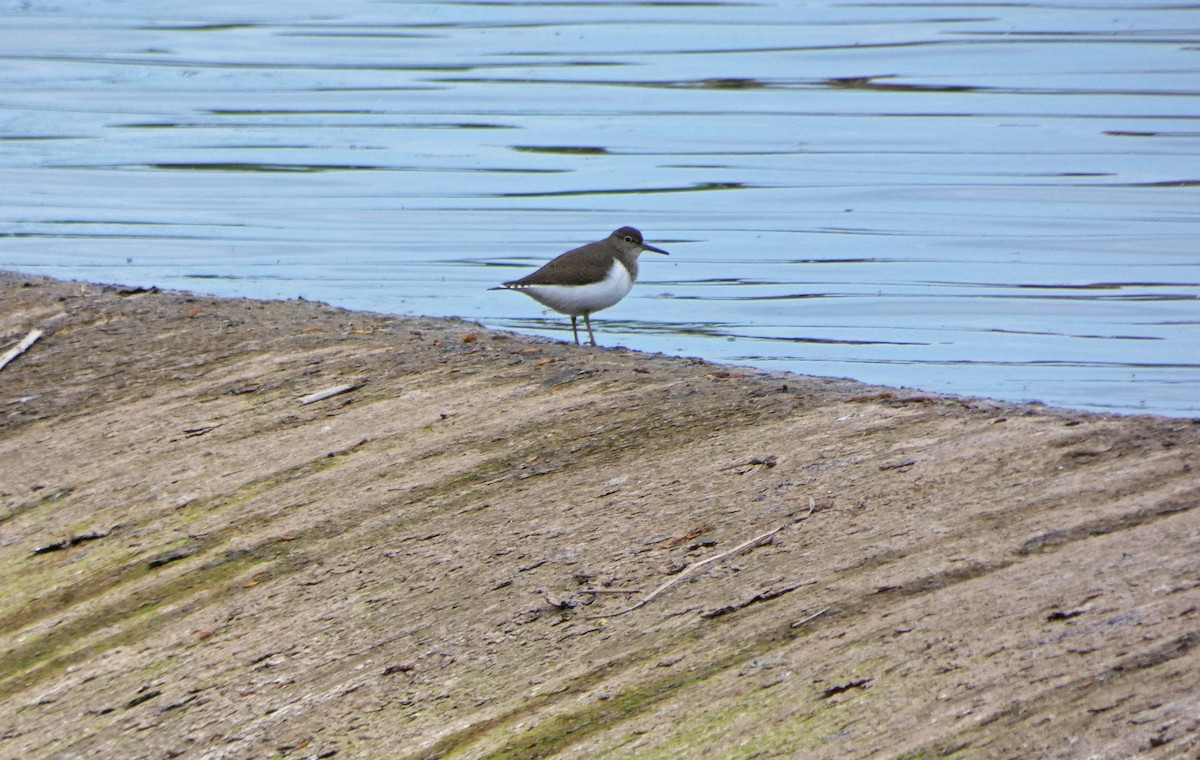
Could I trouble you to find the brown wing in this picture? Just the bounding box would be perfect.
[502,241,615,288]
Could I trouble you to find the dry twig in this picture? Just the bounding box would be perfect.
[0,328,44,373]
[792,605,833,628]
[585,498,816,620]
[297,382,362,405]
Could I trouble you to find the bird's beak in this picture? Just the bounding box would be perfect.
[641,243,670,255]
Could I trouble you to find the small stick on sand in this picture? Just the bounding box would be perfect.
[585,498,817,620]
[792,605,833,628]
[297,383,362,405]
[0,328,44,373]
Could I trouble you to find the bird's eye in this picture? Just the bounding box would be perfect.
[624,236,634,243]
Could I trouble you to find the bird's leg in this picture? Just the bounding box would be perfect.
[570,315,580,345]
[583,313,597,347]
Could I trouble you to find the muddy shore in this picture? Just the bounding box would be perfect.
[1,271,1197,759]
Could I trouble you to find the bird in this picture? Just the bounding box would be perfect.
[492,227,669,346]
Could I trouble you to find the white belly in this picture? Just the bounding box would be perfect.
[515,261,634,316]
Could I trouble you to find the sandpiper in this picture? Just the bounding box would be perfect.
[492,227,669,346]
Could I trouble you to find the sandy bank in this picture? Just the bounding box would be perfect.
[1,272,1197,758]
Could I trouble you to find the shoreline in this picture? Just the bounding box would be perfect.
[9,265,1190,420]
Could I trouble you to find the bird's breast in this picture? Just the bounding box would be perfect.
[510,260,634,316]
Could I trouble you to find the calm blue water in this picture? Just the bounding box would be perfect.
[2,1,1198,416]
